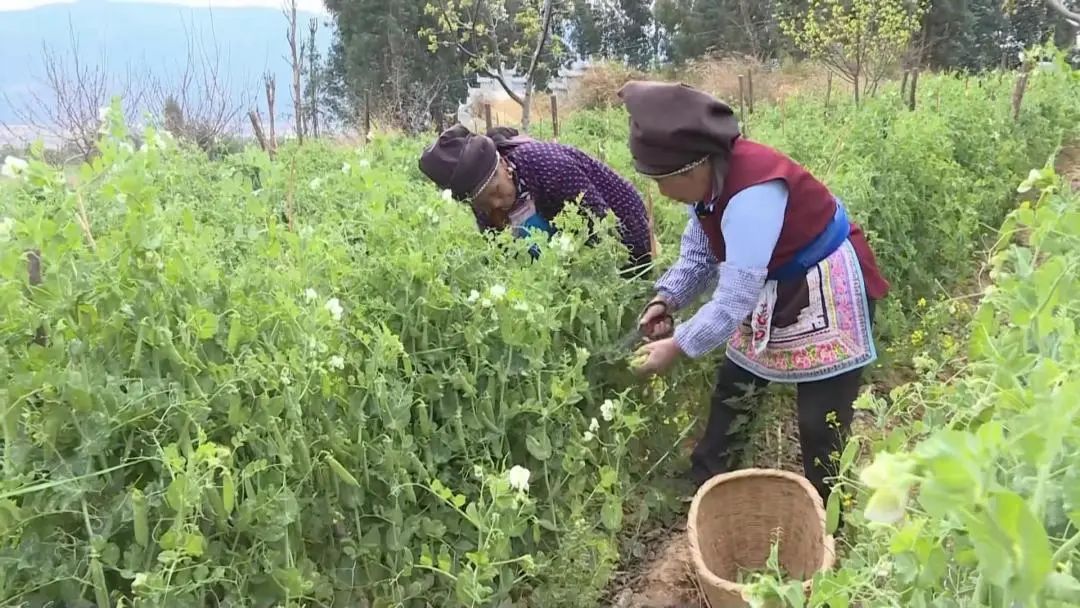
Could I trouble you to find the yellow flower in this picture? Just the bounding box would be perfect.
[910,330,925,347]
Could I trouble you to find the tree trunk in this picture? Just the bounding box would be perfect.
[285,0,304,143]
[519,0,555,133]
[307,18,319,138]
[264,73,278,153]
[852,69,861,106]
[521,90,533,132]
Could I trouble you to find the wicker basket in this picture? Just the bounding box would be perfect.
[686,469,836,608]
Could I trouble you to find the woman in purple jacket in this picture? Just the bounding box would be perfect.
[419,124,653,270]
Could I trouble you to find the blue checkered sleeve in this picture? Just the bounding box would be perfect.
[654,208,717,310]
[673,263,767,358]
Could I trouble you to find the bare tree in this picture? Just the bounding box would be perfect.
[2,19,147,161]
[285,0,304,143]
[264,72,278,151]
[306,17,320,138]
[147,18,250,152]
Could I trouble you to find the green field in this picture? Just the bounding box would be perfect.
[1,54,1079,607]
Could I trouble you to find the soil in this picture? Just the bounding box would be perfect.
[603,404,805,608]
[1058,141,1080,190]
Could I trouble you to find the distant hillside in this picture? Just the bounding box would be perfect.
[0,0,331,129]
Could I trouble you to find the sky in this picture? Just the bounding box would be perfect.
[0,0,328,13]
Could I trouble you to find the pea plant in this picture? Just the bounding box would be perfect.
[0,55,1077,607]
[817,163,1080,607]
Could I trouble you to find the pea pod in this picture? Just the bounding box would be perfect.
[90,557,110,608]
[221,470,235,515]
[129,322,146,371]
[293,436,312,476]
[325,454,361,488]
[131,489,149,547]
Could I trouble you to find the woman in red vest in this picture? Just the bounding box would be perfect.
[618,81,889,506]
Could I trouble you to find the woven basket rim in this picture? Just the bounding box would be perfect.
[685,468,837,593]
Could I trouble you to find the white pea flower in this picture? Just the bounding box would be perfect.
[342,162,351,174]
[441,189,453,201]
[467,289,480,304]
[324,298,343,321]
[309,177,322,190]
[859,452,915,490]
[480,297,493,308]
[473,464,484,479]
[280,371,292,386]
[358,159,371,170]
[600,399,618,422]
[859,452,915,524]
[589,418,600,433]
[304,288,318,302]
[2,156,28,180]
[507,465,531,493]
[329,355,345,370]
[420,206,439,222]
[583,431,595,442]
[513,301,529,312]
[489,284,507,300]
[864,488,908,524]
[553,233,575,254]
[0,217,14,242]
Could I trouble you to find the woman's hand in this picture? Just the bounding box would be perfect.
[638,296,674,340]
[631,337,684,377]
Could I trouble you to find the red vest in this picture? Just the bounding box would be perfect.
[697,139,889,300]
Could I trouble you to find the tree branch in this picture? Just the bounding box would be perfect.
[1045,0,1080,23]
[523,0,555,89]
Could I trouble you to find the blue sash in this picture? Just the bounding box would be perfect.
[767,200,850,282]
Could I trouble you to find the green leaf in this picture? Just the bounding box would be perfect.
[184,532,206,557]
[601,495,622,531]
[782,582,806,608]
[191,308,219,340]
[599,466,618,490]
[525,430,552,461]
[990,490,1053,600]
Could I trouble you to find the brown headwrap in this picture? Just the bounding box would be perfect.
[418,124,499,200]
[617,81,742,178]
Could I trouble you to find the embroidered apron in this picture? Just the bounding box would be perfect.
[698,199,878,383]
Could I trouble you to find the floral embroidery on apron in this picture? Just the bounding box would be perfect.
[727,240,877,383]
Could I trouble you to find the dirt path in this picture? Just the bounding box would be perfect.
[1058,141,1080,189]
[604,395,804,608]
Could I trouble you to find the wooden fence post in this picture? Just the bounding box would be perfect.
[484,104,493,131]
[364,90,371,144]
[908,69,919,111]
[27,249,46,346]
[825,71,833,116]
[1012,67,1031,122]
[747,70,755,114]
[550,94,559,140]
[901,70,910,100]
[738,75,748,135]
